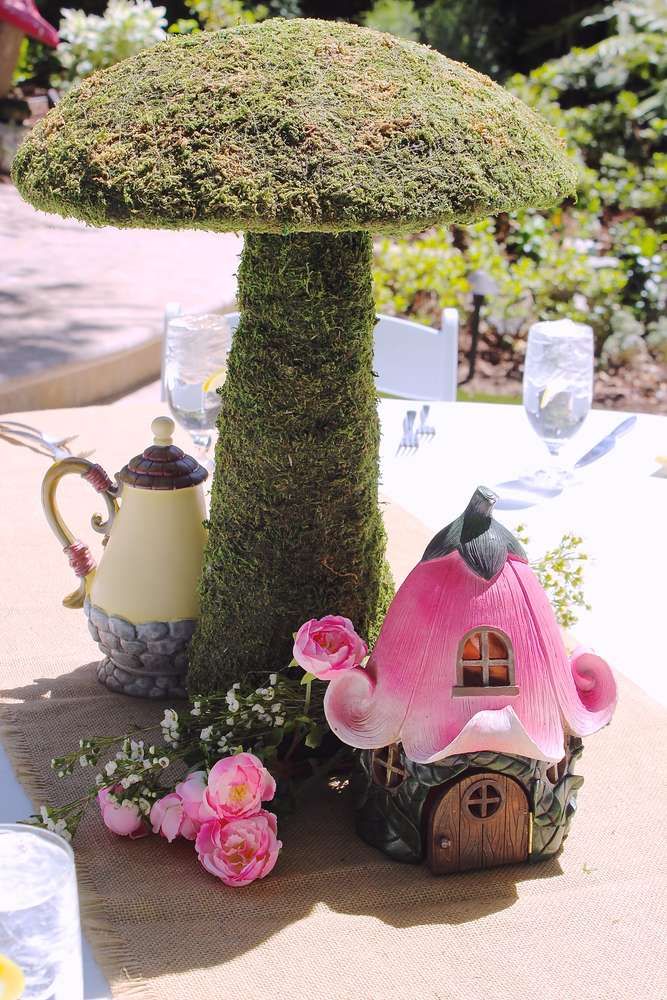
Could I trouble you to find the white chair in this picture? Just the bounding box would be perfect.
[163,307,459,402]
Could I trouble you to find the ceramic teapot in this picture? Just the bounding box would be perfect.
[42,416,208,699]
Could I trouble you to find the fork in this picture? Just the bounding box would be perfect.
[0,423,83,461]
[397,410,419,454]
[0,420,79,449]
[416,404,435,440]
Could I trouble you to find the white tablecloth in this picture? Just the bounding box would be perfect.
[2,398,665,998]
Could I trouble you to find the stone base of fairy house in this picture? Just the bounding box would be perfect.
[84,598,193,700]
[353,739,584,874]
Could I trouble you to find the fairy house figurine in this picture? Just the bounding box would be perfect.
[324,487,617,874]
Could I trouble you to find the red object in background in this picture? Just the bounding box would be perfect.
[0,0,59,46]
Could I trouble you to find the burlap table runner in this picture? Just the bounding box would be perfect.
[1,404,666,1000]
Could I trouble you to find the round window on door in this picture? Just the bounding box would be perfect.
[462,778,504,820]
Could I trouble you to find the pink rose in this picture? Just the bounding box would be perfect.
[97,786,148,839]
[203,753,276,822]
[150,790,199,843]
[293,615,367,680]
[195,811,282,887]
[174,770,209,830]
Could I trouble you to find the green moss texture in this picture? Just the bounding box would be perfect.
[13,18,577,234]
[187,231,393,693]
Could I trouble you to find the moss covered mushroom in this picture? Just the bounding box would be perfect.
[12,18,577,694]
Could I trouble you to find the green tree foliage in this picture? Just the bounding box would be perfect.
[373,0,666,368]
[362,0,420,40]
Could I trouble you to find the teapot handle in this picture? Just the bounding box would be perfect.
[41,458,120,609]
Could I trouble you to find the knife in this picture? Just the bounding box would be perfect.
[574,415,637,469]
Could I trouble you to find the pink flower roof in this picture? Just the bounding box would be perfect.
[0,0,59,47]
[324,488,617,764]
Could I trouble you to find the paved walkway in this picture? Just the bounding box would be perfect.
[0,181,241,386]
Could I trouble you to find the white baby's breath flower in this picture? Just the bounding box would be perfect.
[263,687,275,701]
[269,673,277,685]
[143,759,152,770]
[120,774,141,789]
[251,703,263,713]
[104,760,117,777]
[53,819,71,841]
[200,727,213,742]
[79,755,89,767]
[271,703,283,713]
[157,757,170,769]
[138,798,151,815]
[273,716,285,727]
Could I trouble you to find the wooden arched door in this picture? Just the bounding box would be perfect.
[427,772,529,874]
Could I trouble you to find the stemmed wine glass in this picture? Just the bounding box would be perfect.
[521,318,594,489]
[164,313,233,469]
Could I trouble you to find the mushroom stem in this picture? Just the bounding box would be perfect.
[187,230,393,693]
[0,23,23,99]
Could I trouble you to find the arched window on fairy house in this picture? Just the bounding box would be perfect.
[453,627,518,697]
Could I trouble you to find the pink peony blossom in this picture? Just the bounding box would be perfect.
[150,790,199,843]
[195,811,281,887]
[293,615,367,680]
[174,770,209,831]
[97,786,148,839]
[203,753,276,822]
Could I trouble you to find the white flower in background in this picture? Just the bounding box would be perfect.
[58,1,167,90]
[191,701,202,717]
[271,703,283,714]
[273,716,285,727]
[104,760,117,777]
[79,755,89,767]
[269,674,278,685]
[200,727,213,742]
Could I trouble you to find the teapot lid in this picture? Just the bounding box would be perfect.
[117,417,208,490]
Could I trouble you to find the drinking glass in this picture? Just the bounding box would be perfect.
[165,313,233,467]
[0,824,83,1000]
[522,319,594,487]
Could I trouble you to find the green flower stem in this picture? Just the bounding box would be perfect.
[188,231,393,694]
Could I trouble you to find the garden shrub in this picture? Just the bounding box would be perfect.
[56,1,167,88]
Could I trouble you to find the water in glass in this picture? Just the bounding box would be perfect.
[0,825,83,1000]
[523,319,594,456]
[165,313,233,451]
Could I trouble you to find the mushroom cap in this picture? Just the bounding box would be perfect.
[0,0,59,46]
[13,18,577,234]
